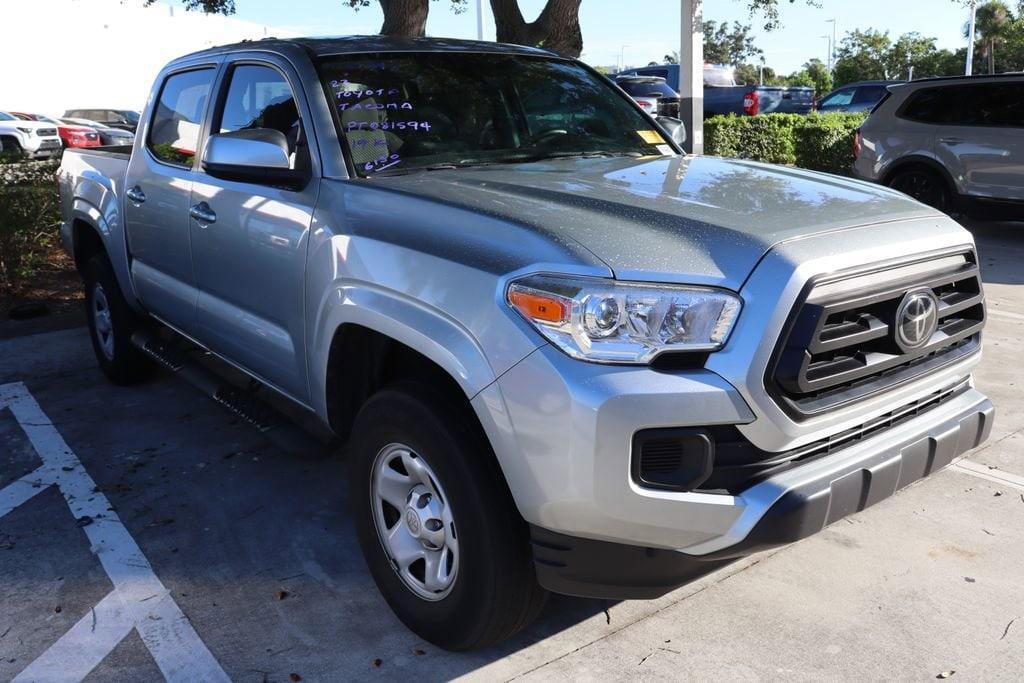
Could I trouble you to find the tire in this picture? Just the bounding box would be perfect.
[887,167,952,213]
[0,136,25,161]
[83,254,155,385]
[349,381,547,650]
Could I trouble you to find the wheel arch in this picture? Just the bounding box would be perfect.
[322,322,490,446]
[881,155,960,197]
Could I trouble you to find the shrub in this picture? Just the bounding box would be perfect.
[0,159,61,293]
[793,113,866,176]
[704,112,866,175]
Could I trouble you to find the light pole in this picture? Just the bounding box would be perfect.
[476,0,484,40]
[822,35,831,70]
[680,0,703,154]
[826,18,836,71]
[966,0,977,75]
[619,44,630,72]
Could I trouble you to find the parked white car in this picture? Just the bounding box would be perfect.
[853,74,1024,215]
[0,110,63,158]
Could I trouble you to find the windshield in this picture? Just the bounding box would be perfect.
[0,111,14,121]
[318,52,671,177]
[121,110,140,123]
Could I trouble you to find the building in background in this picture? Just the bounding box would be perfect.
[2,0,289,116]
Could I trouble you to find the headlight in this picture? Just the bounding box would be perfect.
[16,127,34,135]
[507,274,741,364]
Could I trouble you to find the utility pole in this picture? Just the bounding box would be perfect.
[680,0,703,154]
[822,35,831,71]
[619,44,629,72]
[476,0,484,40]
[826,18,837,71]
[966,0,977,75]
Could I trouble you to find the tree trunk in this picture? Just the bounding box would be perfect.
[378,0,429,38]
[490,0,583,58]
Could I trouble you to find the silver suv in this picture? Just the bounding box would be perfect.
[853,74,1024,214]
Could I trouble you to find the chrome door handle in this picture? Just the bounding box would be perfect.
[939,137,964,144]
[126,186,146,203]
[189,202,217,224]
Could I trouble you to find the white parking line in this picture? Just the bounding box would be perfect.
[0,466,48,518]
[988,308,1024,322]
[951,458,1024,493]
[0,382,230,683]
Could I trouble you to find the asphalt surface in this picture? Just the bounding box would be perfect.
[1,220,1022,682]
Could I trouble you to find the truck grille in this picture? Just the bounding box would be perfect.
[37,127,58,137]
[768,250,984,417]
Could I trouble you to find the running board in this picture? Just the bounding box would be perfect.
[131,330,334,458]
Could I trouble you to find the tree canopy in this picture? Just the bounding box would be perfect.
[161,0,815,60]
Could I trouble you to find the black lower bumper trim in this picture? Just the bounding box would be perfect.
[530,396,994,599]
[530,525,733,600]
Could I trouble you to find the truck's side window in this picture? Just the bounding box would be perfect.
[216,64,306,171]
[148,68,215,167]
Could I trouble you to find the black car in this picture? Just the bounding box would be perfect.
[817,80,904,113]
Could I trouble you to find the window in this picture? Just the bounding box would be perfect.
[318,53,668,177]
[902,83,1024,127]
[215,64,305,170]
[617,79,678,98]
[851,85,887,106]
[958,83,1024,127]
[900,87,948,123]
[820,88,855,108]
[148,68,215,166]
[0,112,14,121]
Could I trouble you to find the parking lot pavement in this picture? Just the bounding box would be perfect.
[1,222,1023,682]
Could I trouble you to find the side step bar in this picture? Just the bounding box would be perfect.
[131,330,334,458]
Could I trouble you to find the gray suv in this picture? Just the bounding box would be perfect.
[853,74,1024,214]
[58,37,993,650]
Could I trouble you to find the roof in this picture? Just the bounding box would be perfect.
[179,35,557,62]
[901,72,1024,85]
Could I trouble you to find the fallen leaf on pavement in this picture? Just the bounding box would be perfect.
[289,674,302,682]
[413,649,425,656]
[964,577,976,583]
[373,658,382,668]
[937,671,956,679]
[75,516,93,527]
[277,590,289,601]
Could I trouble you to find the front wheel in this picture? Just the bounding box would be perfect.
[349,382,547,650]
[887,167,952,213]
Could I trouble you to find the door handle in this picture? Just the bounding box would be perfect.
[126,186,146,203]
[939,137,964,144]
[189,202,217,225]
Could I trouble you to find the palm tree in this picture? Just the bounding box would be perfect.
[964,1,1015,74]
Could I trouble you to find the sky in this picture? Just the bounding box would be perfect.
[170,0,978,74]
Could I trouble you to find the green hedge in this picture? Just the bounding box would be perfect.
[0,159,61,292]
[705,112,866,175]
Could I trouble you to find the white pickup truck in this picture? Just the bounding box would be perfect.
[58,36,993,650]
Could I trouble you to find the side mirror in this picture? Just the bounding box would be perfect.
[202,128,305,189]
[655,115,687,148]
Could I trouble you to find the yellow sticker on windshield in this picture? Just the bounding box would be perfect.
[636,130,665,144]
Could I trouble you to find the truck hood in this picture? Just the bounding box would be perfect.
[370,155,938,289]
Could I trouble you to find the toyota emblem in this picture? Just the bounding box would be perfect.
[894,289,939,351]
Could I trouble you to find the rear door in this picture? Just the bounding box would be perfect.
[933,81,1024,202]
[125,63,219,334]
[188,55,319,403]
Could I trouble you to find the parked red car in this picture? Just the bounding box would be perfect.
[11,112,102,148]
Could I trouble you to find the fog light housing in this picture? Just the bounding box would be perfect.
[631,428,714,492]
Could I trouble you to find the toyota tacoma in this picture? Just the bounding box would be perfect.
[57,37,993,650]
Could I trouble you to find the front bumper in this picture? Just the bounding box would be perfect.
[528,386,992,599]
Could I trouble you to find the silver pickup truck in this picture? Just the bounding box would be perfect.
[58,36,993,651]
